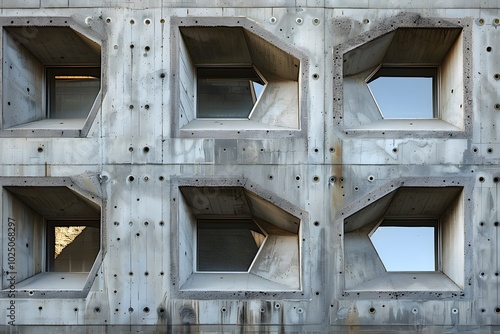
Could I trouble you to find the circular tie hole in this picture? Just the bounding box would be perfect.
[487,46,492,52]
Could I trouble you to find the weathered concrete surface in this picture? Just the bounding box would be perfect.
[0,1,497,332]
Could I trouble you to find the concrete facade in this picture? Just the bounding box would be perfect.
[0,1,498,332]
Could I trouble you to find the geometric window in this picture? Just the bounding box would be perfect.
[367,67,437,119]
[174,22,303,136]
[197,219,266,272]
[369,219,437,272]
[46,67,101,119]
[2,26,101,136]
[341,25,466,132]
[343,185,464,292]
[196,67,266,119]
[1,184,102,294]
[176,185,302,292]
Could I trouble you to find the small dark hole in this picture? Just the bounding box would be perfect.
[369,307,376,314]
[130,44,134,49]
[143,146,150,153]
[143,307,150,313]
[37,147,43,153]
[487,46,492,52]
[479,177,485,182]
[128,176,135,182]
[314,221,319,226]
[94,307,100,313]
[145,46,150,51]
[160,73,165,78]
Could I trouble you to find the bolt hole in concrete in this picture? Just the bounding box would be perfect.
[269,17,277,24]
[130,19,135,24]
[487,46,492,52]
[488,148,493,153]
[495,104,500,110]
[143,146,150,153]
[479,177,485,182]
[369,307,376,314]
[105,18,111,23]
[314,221,320,226]
[329,176,336,183]
[295,175,301,181]
[144,18,151,25]
[412,308,418,314]
[37,147,43,153]
[275,304,281,309]
[494,177,500,183]
[143,307,150,313]
[221,307,227,313]
[452,308,459,314]
[313,176,320,182]
[128,176,135,182]
[495,74,500,80]
[312,73,319,79]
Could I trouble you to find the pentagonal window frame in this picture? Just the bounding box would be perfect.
[170,17,309,139]
[170,177,310,299]
[338,177,473,299]
[0,176,106,298]
[334,14,473,138]
[0,17,106,138]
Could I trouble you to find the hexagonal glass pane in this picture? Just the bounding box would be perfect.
[197,67,265,118]
[367,67,436,119]
[197,219,265,272]
[370,225,436,272]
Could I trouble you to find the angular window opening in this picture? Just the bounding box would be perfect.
[196,218,266,272]
[1,184,102,294]
[47,220,100,272]
[1,25,102,136]
[367,67,437,119]
[370,219,438,272]
[196,67,266,119]
[174,22,304,136]
[340,23,468,133]
[176,183,304,292]
[343,185,465,292]
[47,67,101,119]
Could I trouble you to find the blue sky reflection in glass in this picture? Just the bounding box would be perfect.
[368,76,433,119]
[370,226,435,271]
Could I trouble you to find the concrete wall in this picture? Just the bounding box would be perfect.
[0,1,498,332]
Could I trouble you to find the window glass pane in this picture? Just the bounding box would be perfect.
[197,220,265,272]
[196,67,265,118]
[370,226,435,271]
[368,76,434,119]
[52,76,100,119]
[53,225,100,272]
[197,79,255,118]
